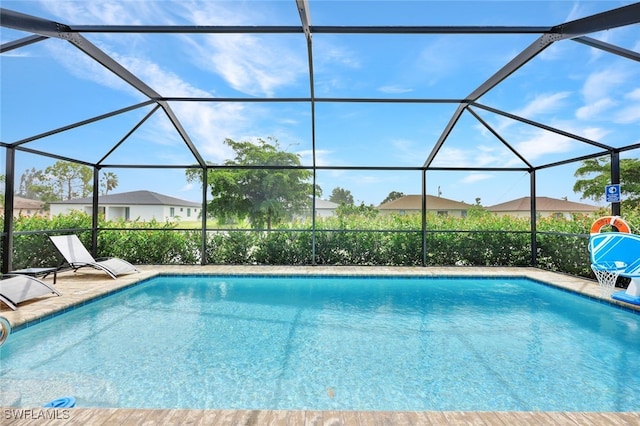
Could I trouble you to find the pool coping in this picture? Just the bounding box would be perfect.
[0,407,638,425]
[2,265,639,332]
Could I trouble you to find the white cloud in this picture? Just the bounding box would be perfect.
[564,2,584,21]
[414,38,467,86]
[46,41,138,95]
[43,0,307,98]
[391,138,430,165]
[461,173,494,184]
[42,43,249,163]
[615,88,640,123]
[100,54,249,161]
[575,97,616,120]
[580,126,609,142]
[614,104,640,125]
[201,34,307,96]
[627,88,640,100]
[120,55,211,98]
[581,67,629,102]
[32,6,302,162]
[513,91,571,119]
[494,91,572,133]
[41,0,168,25]
[178,3,307,97]
[505,123,609,163]
[577,66,640,126]
[313,38,362,70]
[353,175,382,185]
[1,51,32,58]
[431,147,476,168]
[378,85,413,94]
[514,131,575,161]
[431,141,522,168]
[298,149,334,167]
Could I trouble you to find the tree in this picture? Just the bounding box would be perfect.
[46,161,93,200]
[336,202,378,218]
[380,191,405,205]
[18,161,94,201]
[186,137,314,229]
[574,157,640,209]
[100,172,119,195]
[18,167,58,202]
[19,167,40,198]
[329,187,354,205]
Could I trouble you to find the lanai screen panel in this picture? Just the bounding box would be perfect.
[0,36,146,144]
[1,0,638,209]
[314,102,457,168]
[476,28,640,157]
[316,169,423,212]
[311,33,540,99]
[174,101,314,167]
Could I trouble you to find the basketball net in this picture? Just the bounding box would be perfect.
[591,263,624,297]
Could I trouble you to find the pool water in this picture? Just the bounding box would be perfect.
[1,275,639,411]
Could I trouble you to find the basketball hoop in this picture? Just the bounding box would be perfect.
[591,261,626,297]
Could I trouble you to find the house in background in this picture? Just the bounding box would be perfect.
[314,198,339,218]
[377,195,475,217]
[297,198,339,219]
[486,196,599,219]
[0,196,46,217]
[49,190,201,222]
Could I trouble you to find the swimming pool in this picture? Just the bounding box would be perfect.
[1,274,639,411]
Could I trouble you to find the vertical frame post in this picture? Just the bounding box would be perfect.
[91,166,100,256]
[610,151,621,216]
[311,169,317,266]
[2,147,16,273]
[421,169,427,267]
[201,166,208,265]
[530,170,538,267]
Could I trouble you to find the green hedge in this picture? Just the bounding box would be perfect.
[5,212,201,269]
[3,207,639,279]
[10,211,93,270]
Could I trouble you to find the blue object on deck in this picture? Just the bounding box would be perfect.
[612,290,640,305]
[589,232,640,305]
[43,396,76,408]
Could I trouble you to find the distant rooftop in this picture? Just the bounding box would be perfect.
[486,196,599,212]
[14,196,45,210]
[378,195,474,210]
[49,190,201,207]
[315,198,339,209]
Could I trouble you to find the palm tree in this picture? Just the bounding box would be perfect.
[100,172,119,195]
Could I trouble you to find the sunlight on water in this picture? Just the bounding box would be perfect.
[1,275,639,411]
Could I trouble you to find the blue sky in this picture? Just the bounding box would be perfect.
[1,1,639,207]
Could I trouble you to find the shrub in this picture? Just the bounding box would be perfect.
[4,208,640,279]
[206,231,258,264]
[253,229,313,265]
[97,219,202,264]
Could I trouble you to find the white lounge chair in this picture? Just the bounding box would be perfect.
[0,274,61,310]
[50,234,139,279]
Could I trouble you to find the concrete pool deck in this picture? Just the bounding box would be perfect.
[1,265,639,425]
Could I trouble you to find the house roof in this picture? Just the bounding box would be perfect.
[14,196,44,209]
[378,195,474,211]
[315,198,339,209]
[486,196,599,213]
[49,190,201,207]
